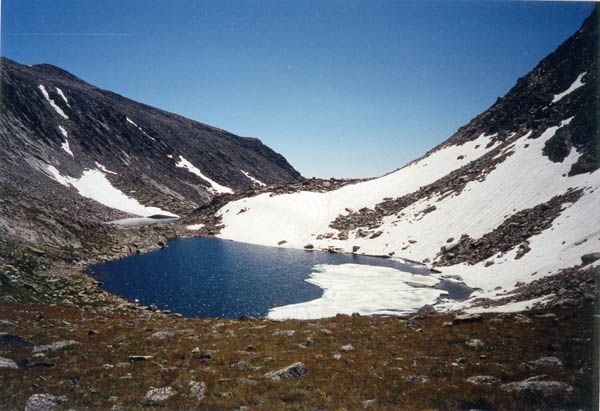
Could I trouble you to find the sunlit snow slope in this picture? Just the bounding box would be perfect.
[216,8,599,315]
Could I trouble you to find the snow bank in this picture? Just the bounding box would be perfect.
[552,72,587,103]
[126,117,155,141]
[219,133,497,248]
[58,126,73,156]
[218,119,600,314]
[45,165,177,217]
[38,85,68,119]
[241,170,266,186]
[55,87,70,107]
[186,223,205,230]
[463,296,553,314]
[176,155,233,194]
[268,264,444,320]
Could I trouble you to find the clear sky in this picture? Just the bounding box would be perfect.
[1,1,594,178]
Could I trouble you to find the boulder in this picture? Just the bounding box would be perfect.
[25,394,68,411]
[189,381,206,401]
[144,386,176,404]
[581,252,600,265]
[500,380,574,396]
[264,362,308,381]
[0,356,18,369]
[452,313,483,325]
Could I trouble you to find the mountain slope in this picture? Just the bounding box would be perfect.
[207,7,599,317]
[0,58,300,243]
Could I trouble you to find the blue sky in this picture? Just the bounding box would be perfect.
[1,1,594,178]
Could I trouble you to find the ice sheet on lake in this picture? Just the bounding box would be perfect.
[267,263,444,320]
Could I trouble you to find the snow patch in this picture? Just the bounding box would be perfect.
[552,72,587,103]
[44,165,176,217]
[268,264,444,320]
[186,223,205,231]
[58,126,73,156]
[55,87,70,107]
[95,162,117,175]
[241,170,266,187]
[463,296,553,314]
[126,117,155,141]
[126,117,138,127]
[38,85,69,119]
[176,156,233,194]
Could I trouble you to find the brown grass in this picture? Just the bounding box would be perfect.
[0,301,595,410]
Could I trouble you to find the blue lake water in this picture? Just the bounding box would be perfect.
[89,237,433,318]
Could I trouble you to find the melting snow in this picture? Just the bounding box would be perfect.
[176,155,233,194]
[217,121,600,315]
[268,264,444,320]
[45,165,177,217]
[95,162,117,175]
[58,126,73,156]
[55,87,70,107]
[552,72,587,103]
[186,223,205,231]
[126,117,155,141]
[241,170,266,187]
[38,85,69,119]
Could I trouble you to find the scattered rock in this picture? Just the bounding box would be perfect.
[277,240,287,245]
[466,375,500,385]
[352,245,360,253]
[272,329,295,337]
[191,348,213,361]
[33,340,78,353]
[189,381,206,401]
[526,356,563,369]
[0,356,18,369]
[500,380,574,396]
[452,313,483,325]
[0,332,33,348]
[581,252,600,265]
[144,386,177,404]
[465,339,484,348]
[149,331,175,340]
[304,244,314,250]
[514,314,532,324]
[128,355,152,362]
[25,394,68,411]
[340,344,355,352]
[404,375,430,383]
[362,399,377,408]
[264,362,308,381]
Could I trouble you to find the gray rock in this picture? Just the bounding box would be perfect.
[264,362,308,381]
[465,339,484,348]
[404,375,430,383]
[500,380,574,396]
[340,344,355,352]
[466,375,499,385]
[362,399,376,408]
[128,355,152,362]
[581,252,600,265]
[272,329,295,337]
[189,381,206,401]
[452,313,483,325]
[144,386,176,403]
[526,356,563,369]
[0,356,18,369]
[25,394,68,411]
[149,330,175,339]
[0,332,33,348]
[514,314,532,324]
[33,340,78,353]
